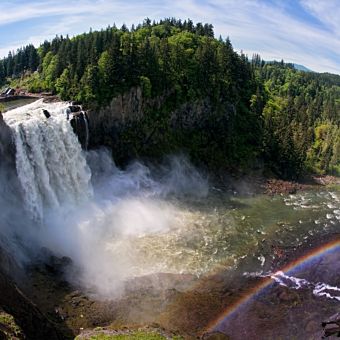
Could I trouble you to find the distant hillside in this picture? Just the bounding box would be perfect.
[264,61,313,73]
[293,63,313,72]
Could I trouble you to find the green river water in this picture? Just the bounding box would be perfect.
[107,186,340,278]
[2,98,38,112]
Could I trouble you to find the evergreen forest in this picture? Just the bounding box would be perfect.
[0,18,339,178]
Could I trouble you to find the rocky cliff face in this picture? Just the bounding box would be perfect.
[86,87,233,167]
[69,106,90,149]
[0,111,23,213]
[87,87,213,145]
[87,87,144,148]
[0,112,15,166]
[0,252,62,339]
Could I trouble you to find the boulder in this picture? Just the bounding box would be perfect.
[42,109,51,118]
[68,105,82,113]
[0,112,15,167]
[70,111,89,149]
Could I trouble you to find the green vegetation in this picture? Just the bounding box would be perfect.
[254,59,340,177]
[75,330,182,340]
[0,19,339,178]
[82,331,164,340]
[0,310,23,339]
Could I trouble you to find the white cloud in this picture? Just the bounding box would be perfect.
[301,0,340,35]
[0,0,339,74]
[162,0,340,73]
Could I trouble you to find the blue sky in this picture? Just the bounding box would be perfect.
[1,0,340,74]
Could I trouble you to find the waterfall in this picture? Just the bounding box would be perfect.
[3,100,92,222]
[83,111,89,150]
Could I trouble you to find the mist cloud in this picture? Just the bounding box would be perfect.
[38,150,208,297]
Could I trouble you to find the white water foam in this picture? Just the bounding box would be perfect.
[244,270,340,302]
[3,102,210,297]
[3,99,92,222]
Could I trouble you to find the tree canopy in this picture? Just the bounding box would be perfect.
[0,19,339,177]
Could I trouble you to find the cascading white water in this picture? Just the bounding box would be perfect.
[3,99,92,222]
[83,111,89,150]
[2,100,211,296]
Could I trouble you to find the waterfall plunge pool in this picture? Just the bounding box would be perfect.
[2,100,339,339]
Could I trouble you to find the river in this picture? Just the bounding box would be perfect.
[1,100,339,339]
[1,97,38,112]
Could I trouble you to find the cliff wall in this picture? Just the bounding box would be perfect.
[86,87,235,167]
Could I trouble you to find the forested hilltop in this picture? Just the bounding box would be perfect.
[0,18,339,178]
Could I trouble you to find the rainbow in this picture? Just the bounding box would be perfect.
[206,237,340,332]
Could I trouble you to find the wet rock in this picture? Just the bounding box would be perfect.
[68,105,82,113]
[0,112,15,165]
[70,111,89,149]
[322,313,340,338]
[203,331,230,340]
[43,109,51,118]
[265,179,306,195]
[0,112,19,200]
[323,324,340,338]
[44,255,72,275]
[0,257,61,339]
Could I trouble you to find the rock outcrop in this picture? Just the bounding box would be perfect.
[68,105,90,150]
[0,112,15,166]
[0,111,20,208]
[87,87,212,147]
[86,86,234,166]
[0,256,62,339]
[0,111,22,210]
[87,87,143,148]
[70,111,89,149]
